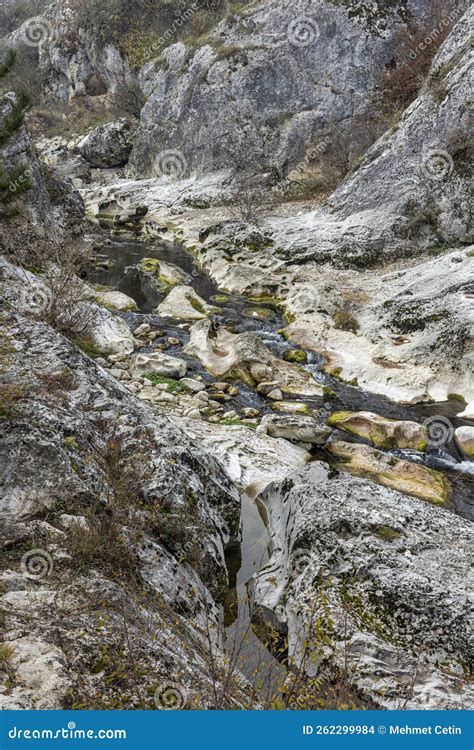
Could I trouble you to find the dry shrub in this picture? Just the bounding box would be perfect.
[18,241,96,335]
[65,509,140,582]
[375,6,457,124]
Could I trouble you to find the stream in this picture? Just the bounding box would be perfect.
[86,234,474,699]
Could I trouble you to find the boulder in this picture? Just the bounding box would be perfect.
[328,441,451,506]
[184,320,322,396]
[77,118,136,168]
[157,286,220,320]
[131,352,187,379]
[267,389,283,401]
[261,414,332,445]
[180,378,206,393]
[458,401,474,420]
[96,290,138,311]
[328,411,428,451]
[454,426,474,460]
[85,305,136,355]
[271,402,310,414]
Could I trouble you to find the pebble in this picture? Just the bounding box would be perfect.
[257,381,283,395]
[267,388,283,400]
[186,409,202,420]
[180,378,206,392]
[108,352,126,363]
[241,407,260,418]
[133,323,151,336]
[167,337,180,346]
[223,410,237,419]
[110,368,124,379]
[213,382,229,392]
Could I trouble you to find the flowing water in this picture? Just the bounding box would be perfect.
[86,234,474,696]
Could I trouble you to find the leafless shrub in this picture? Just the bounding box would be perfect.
[229,168,277,224]
[374,4,457,126]
[18,241,97,334]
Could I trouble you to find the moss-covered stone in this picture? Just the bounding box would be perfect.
[328,410,428,451]
[282,349,307,364]
[328,441,450,506]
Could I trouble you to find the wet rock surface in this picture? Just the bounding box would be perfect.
[1,0,473,712]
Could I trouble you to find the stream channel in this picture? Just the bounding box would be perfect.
[86,234,474,700]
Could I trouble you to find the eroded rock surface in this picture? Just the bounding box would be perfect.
[328,411,428,451]
[0,309,246,709]
[328,441,451,506]
[184,319,322,396]
[254,463,473,709]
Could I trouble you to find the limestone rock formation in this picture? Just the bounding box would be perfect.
[270,6,473,263]
[260,414,332,444]
[184,319,323,396]
[0,309,243,709]
[328,411,428,451]
[254,463,473,709]
[77,118,136,168]
[328,441,451,506]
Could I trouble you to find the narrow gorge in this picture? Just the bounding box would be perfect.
[0,0,472,713]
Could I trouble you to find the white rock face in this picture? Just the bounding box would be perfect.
[128,0,452,178]
[157,285,219,320]
[454,426,474,460]
[1,307,246,709]
[178,418,310,498]
[131,351,187,379]
[254,463,474,709]
[0,637,70,710]
[269,7,473,263]
[458,401,474,419]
